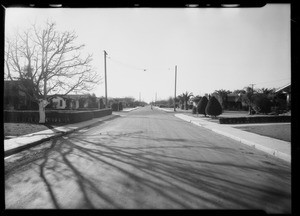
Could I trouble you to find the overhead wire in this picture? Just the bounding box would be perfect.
[106,52,171,72]
[107,55,147,71]
[253,78,290,85]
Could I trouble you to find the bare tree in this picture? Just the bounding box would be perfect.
[5,21,100,123]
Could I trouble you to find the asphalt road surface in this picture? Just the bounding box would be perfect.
[5,106,291,212]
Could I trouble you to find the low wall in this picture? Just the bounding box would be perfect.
[3,109,112,124]
[93,109,112,118]
[219,115,291,124]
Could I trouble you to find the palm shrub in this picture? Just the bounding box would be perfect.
[214,89,232,110]
[177,95,184,110]
[205,96,223,117]
[181,91,193,110]
[253,94,272,114]
[198,96,208,116]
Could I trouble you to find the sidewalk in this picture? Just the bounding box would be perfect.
[175,113,291,163]
[122,107,141,112]
[4,114,119,157]
[153,106,177,113]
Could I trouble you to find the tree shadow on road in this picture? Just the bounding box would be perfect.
[5,130,291,212]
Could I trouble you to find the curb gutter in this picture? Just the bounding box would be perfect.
[122,107,141,112]
[175,114,291,163]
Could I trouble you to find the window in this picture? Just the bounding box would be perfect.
[60,100,63,107]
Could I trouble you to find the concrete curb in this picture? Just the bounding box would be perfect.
[175,114,291,163]
[210,127,291,163]
[153,107,173,113]
[122,107,140,112]
[4,114,119,157]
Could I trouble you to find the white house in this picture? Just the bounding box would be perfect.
[48,94,102,109]
[50,96,67,109]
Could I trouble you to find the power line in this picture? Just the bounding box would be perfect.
[234,78,290,90]
[106,53,171,72]
[253,78,290,85]
[107,55,146,71]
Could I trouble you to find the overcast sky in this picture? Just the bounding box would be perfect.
[5,4,290,103]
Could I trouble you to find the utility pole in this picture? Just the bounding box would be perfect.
[174,65,177,112]
[155,92,157,106]
[104,50,108,108]
[249,83,255,115]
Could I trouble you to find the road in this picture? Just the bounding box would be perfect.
[5,106,291,212]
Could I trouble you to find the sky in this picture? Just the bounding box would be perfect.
[5,4,291,103]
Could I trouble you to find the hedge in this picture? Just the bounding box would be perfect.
[111,102,123,111]
[4,110,39,123]
[219,115,291,124]
[93,109,112,118]
[3,108,112,124]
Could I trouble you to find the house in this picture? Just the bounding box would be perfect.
[47,95,68,109]
[212,92,248,111]
[226,93,245,110]
[47,94,83,109]
[47,94,101,109]
[3,80,37,110]
[275,83,291,110]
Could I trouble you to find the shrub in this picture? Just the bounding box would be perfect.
[192,106,197,114]
[118,102,123,111]
[86,94,98,108]
[4,110,39,123]
[197,96,208,116]
[111,102,123,111]
[253,94,273,114]
[205,96,223,117]
[111,102,118,111]
[99,98,105,109]
[4,109,112,124]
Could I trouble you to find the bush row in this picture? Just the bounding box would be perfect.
[219,115,291,124]
[3,109,112,124]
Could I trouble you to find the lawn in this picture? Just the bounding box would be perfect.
[176,110,291,142]
[4,123,66,138]
[234,124,291,142]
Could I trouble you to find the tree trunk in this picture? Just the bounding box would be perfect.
[38,99,49,124]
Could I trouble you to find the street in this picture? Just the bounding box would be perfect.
[5,106,291,212]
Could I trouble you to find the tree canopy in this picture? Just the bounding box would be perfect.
[5,21,100,104]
